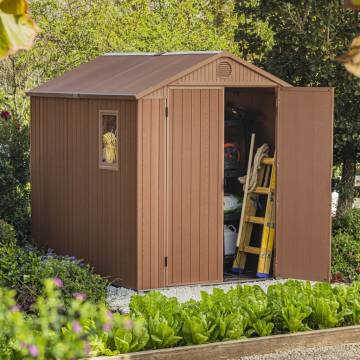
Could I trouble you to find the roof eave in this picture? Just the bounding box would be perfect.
[26,91,137,100]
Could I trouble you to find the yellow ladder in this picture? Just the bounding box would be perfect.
[232,157,276,278]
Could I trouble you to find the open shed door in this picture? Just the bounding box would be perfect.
[167,88,224,286]
[276,87,333,282]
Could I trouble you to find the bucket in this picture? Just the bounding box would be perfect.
[224,224,237,256]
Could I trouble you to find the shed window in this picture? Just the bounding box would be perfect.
[99,110,118,170]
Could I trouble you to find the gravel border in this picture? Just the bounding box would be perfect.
[106,279,289,313]
[241,343,360,359]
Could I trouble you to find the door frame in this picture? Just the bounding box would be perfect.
[165,86,224,286]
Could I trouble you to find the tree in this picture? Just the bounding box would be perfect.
[0,110,30,240]
[246,0,360,215]
[337,1,360,78]
[234,0,274,62]
[0,0,244,116]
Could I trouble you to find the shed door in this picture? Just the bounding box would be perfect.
[167,88,224,286]
[276,87,333,281]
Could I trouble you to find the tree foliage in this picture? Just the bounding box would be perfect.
[248,0,360,213]
[1,0,252,117]
[0,110,30,240]
[235,0,274,62]
[1,0,237,91]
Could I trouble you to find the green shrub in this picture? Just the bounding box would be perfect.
[332,232,360,282]
[0,279,112,359]
[333,208,360,241]
[0,221,108,310]
[0,111,30,241]
[0,219,17,246]
[39,256,108,306]
[331,209,360,282]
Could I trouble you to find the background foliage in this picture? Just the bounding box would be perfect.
[241,0,360,214]
[0,110,30,240]
[0,221,108,311]
[332,209,360,281]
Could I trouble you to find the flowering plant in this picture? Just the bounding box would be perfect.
[0,110,11,120]
[0,278,112,359]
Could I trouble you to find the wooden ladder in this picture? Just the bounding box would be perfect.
[232,156,276,278]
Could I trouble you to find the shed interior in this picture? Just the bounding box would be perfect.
[223,87,276,281]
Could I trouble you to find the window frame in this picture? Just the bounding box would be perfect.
[99,110,119,171]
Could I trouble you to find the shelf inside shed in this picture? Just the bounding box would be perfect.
[223,87,276,282]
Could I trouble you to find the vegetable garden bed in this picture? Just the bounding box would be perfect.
[91,325,360,359]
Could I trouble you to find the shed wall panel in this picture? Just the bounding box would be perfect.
[30,97,137,288]
[31,98,68,252]
[137,99,166,289]
[167,88,224,285]
[67,99,90,260]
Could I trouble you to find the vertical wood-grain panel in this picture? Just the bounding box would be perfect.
[137,98,166,289]
[158,100,166,288]
[137,101,143,288]
[190,90,201,282]
[208,89,221,280]
[31,97,138,288]
[276,88,333,282]
[181,90,192,283]
[167,94,174,286]
[167,88,223,286]
[199,90,210,282]
[67,99,89,261]
[172,90,183,285]
[218,91,224,280]
[150,101,160,288]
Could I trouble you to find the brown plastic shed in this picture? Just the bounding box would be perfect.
[28,51,333,289]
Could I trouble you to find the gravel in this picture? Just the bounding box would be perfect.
[106,278,289,313]
[241,343,360,359]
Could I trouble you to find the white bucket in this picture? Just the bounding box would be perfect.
[224,224,237,256]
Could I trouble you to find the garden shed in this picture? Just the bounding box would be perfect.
[28,51,333,290]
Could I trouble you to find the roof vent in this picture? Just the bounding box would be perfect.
[217,60,232,79]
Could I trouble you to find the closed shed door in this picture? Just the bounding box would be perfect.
[276,87,333,282]
[167,88,224,286]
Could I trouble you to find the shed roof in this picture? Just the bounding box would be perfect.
[28,51,289,99]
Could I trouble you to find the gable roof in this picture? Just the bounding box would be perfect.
[28,51,290,99]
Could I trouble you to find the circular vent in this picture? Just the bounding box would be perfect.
[217,61,232,79]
